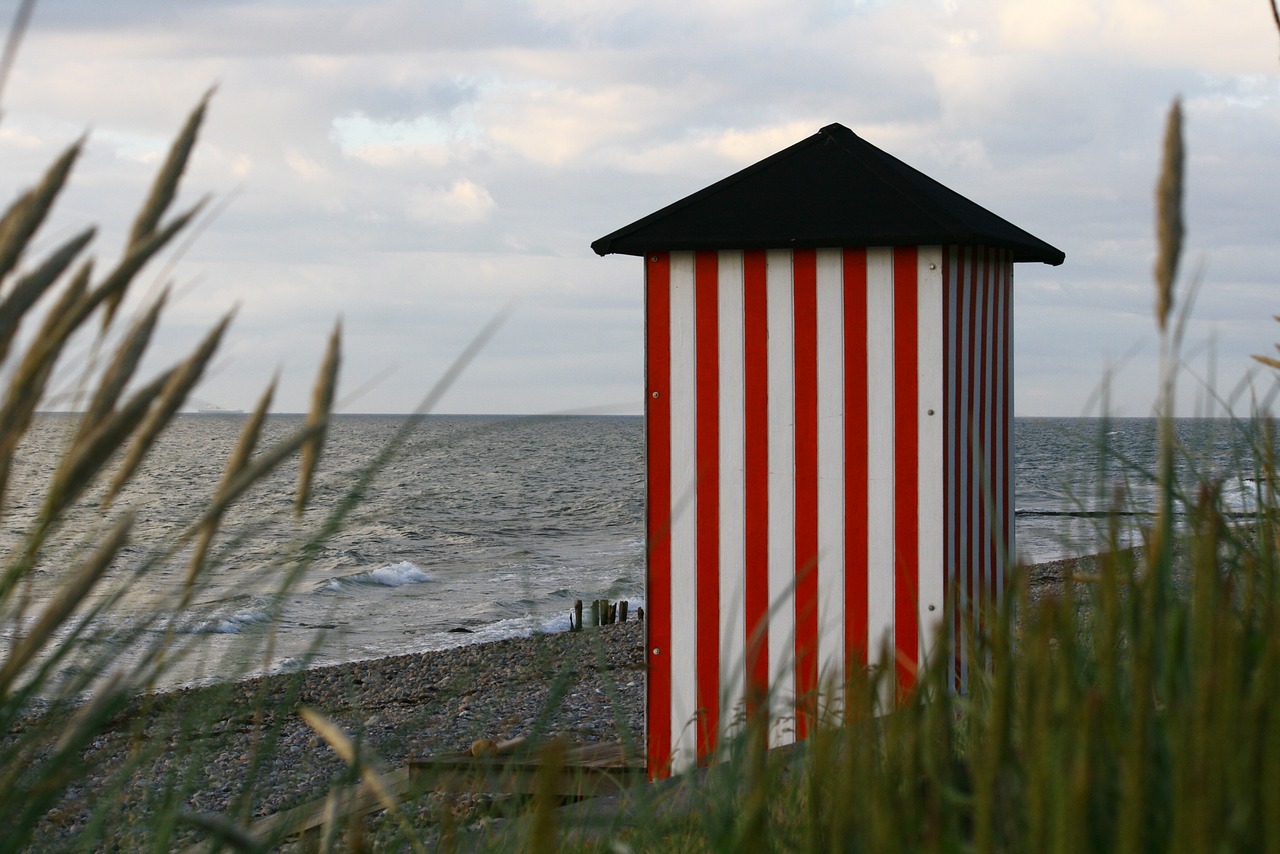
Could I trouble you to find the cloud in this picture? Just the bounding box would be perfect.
[284,149,330,182]
[481,81,682,166]
[405,179,496,224]
[982,0,1275,72]
[2,0,1276,416]
[330,111,484,167]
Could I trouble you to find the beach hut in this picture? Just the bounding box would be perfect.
[591,122,1064,778]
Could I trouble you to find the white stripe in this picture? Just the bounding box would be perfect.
[957,249,973,690]
[668,251,698,773]
[916,247,945,666]
[765,249,795,746]
[717,250,747,748]
[865,247,895,668]
[814,248,845,711]
[945,247,962,687]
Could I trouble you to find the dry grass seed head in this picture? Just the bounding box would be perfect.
[44,368,174,522]
[1154,98,1184,334]
[78,288,169,440]
[295,321,340,516]
[104,94,210,326]
[1252,315,1280,370]
[0,226,95,365]
[190,419,323,537]
[186,376,277,590]
[0,138,83,284]
[105,311,232,504]
[127,92,210,249]
[0,262,93,516]
[89,200,205,336]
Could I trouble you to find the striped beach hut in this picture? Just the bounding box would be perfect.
[592,122,1064,778]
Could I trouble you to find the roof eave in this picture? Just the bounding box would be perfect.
[594,235,1065,266]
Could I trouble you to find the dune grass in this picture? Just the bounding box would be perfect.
[0,96,357,851]
[429,98,1280,854]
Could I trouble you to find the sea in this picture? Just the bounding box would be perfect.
[0,414,1269,691]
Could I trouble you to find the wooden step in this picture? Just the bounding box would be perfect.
[409,740,645,798]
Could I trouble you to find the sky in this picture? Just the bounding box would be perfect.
[1,0,1278,417]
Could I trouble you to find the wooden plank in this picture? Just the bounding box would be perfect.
[408,742,645,798]
[181,741,641,851]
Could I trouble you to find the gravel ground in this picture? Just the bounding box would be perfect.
[9,550,1136,851]
[10,619,644,851]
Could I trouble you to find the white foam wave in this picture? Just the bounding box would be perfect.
[322,561,434,592]
[179,608,271,635]
[1220,475,1261,516]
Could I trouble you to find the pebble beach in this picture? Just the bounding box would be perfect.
[9,555,1097,850]
[14,620,645,850]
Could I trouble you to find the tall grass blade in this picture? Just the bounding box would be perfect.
[296,321,340,516]
[0,0,37,116]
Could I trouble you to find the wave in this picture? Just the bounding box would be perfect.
[320,561,434,592]
[175,607,272,635]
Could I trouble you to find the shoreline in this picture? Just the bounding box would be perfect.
[16,552,1103,847]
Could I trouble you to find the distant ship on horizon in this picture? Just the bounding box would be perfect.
[189,398,245,415]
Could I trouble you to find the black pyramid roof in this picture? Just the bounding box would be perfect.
[591,123,1064,265]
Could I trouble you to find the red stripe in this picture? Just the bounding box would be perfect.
[987,253,998,600]
[974,251,985,606]
[961,248,972,686]
[994,254,1005,600]
[965,249,979,648]
[792,249,819,737]
[645,253,672,778]
[742,250,770,717]
[842,248,869,674]
[694,251,720,764]
[979,251,992,603]
[1001,255,1012,597]
[893,246,919,692]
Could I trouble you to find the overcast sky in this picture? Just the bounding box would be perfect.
[2,0,1278,416]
